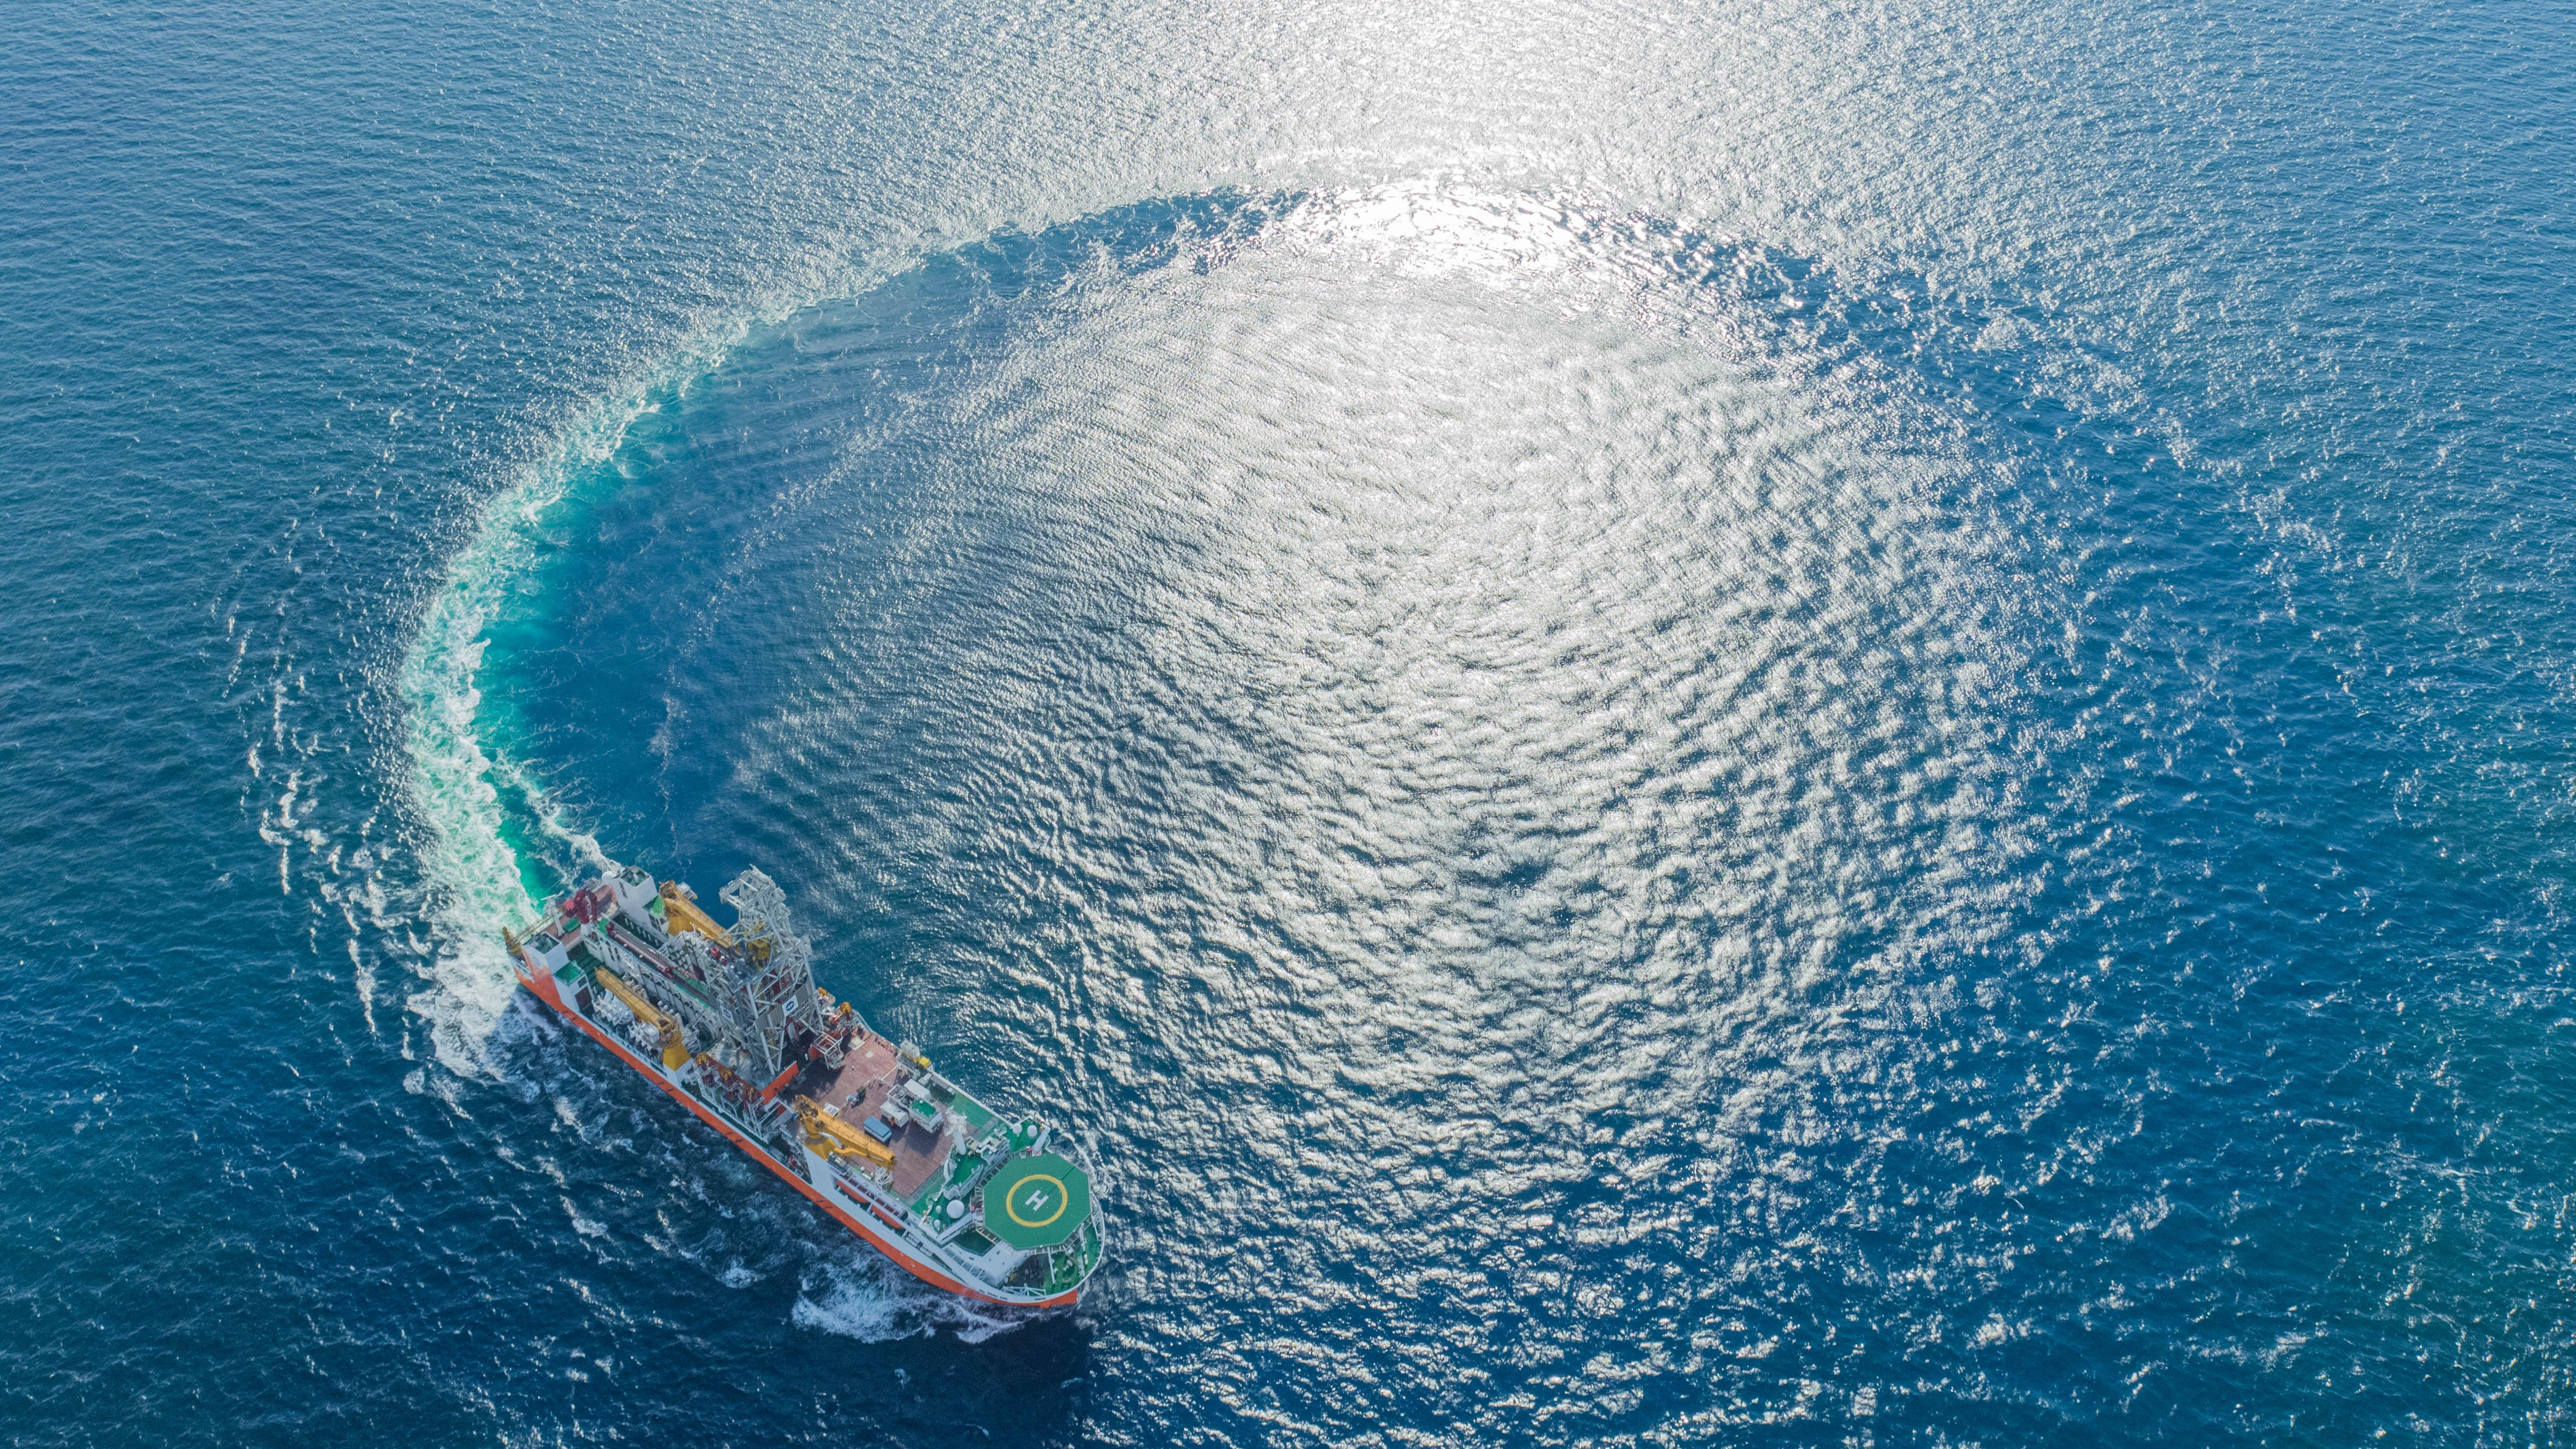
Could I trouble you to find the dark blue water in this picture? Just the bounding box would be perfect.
[8,0,2576,1442]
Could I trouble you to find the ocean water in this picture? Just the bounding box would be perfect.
[6,0,2575,1442]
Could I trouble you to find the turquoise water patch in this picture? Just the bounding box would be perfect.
[11,1,2576,1444]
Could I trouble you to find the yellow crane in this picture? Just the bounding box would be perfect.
[793,1096,898,1169]
[658,882,734,947]
[591,966,691,1070]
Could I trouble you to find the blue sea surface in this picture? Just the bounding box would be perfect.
[6,0,2576,1442]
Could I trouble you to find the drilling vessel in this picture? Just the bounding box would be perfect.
[505,862,1103,1306]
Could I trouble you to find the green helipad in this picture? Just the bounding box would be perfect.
[983,1153,1090,1250]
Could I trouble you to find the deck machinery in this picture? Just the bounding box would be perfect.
[506,862,1104,1307]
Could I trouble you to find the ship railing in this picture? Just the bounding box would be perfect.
[500,907,566,956]
[826,1162,912,1224]
[1040,1222,1101,1294]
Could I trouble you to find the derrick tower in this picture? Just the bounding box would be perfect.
[716,866,821,1079]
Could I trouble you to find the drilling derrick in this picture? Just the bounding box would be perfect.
[717,866,821,1081]
[507,852,1104,1306]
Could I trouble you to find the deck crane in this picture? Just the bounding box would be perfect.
[591,965,691,1070]
[793,1095,898,1169]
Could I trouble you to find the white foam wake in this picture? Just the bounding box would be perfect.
[395,331,750,1074]
[792,1255,1034,1343]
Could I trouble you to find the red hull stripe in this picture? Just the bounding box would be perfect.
[518,970,1077,1310]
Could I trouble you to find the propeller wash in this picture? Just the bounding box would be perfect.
[506,862,1104,1306]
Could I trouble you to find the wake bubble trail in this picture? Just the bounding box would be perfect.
[395,331,751,1073]
[385,242,944,1072]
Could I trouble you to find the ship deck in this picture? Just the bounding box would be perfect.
[797,1034,952,1200]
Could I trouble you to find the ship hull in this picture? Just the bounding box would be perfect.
[514,956,1079,1309]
